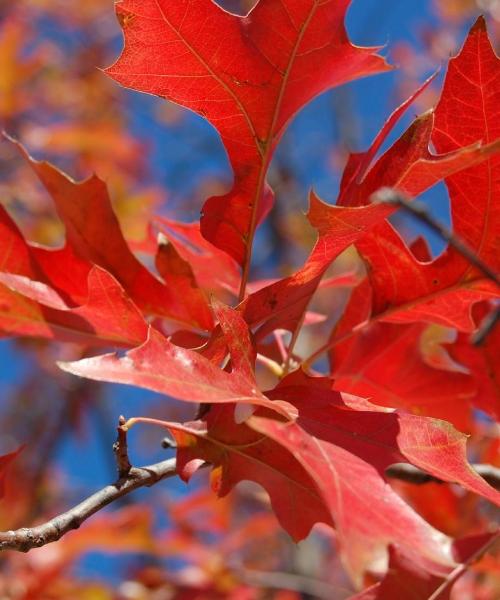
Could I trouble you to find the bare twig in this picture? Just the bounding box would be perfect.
[372,188,500,286]
[373,188,500,346]
[470,304,500,346]
[237,567,341,599]
[0,458,178,553]
[160,435,177,449]
[304,187,500,368]
[386,463,500,490]
[113,415,132,478]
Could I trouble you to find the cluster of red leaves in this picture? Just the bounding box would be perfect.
[0,0,499,597]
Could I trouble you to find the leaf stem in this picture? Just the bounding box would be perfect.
[238,2,321,302]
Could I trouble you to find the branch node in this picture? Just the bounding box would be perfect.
[114,414,132,478]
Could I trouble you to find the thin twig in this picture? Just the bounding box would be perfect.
[0,458,178,552]
[427,530,500,600]
[303,187,500,368]
[470,304,500,346]
[113,415,132,478]
[386,463,500,490]
[237,567,341,599]
[372,188,500,286]
[373,188,500,345]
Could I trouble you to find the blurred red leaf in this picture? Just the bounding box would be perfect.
[14,138,213,330]
[0,447,23,500]
[0,206,148,345]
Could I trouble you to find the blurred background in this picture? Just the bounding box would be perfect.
[0,0,498,598]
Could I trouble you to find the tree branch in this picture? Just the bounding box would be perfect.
[1,458,497,553]
[113,415,132,478]
[373,188,500,345]
[386,463,500,490]
[0,457,178,553]
[372,188,500,286]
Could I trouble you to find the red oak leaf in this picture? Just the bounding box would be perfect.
[239,61,499,337]
[346,18,500,330]
[12,138,213,330]
[350,545,451,600]
[0,206,147,346]
[352,533,499,600]
[141,382,499,583]
[251,389,499,580]
[445,304,500,422]
[59,304,295,418]
[0,267,148,347]
[106,0,390,268]
[154,216,241,296]
[329,279,477,430]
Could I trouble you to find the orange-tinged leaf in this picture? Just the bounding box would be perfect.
[0,205,148,346]
[12,138,213,330]
[0,267,148,347]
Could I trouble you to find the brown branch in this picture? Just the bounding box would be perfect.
[372,188,500,286]
[0,457,178,553]
[372,188,500,345]
[237,567,342,599]
[386,463,500,490]
[113,415,132,477]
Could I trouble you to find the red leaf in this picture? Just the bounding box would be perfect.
[106,0,390,265]
[0,447,23,500]
[239,72,499,336]
[59,308,295,419]
[147,384,499,583]
[352,533,499,600]
[446,312,500,422]
[329,280,477,430]
[433,17,500,269]
[240,194,396,338]
[0,206,147,346]
[154,216,241,296]
[162,405,450,585]
[351,220,498,331]
[346,18,500,330]
[155,236,213,328]
[0,267,148,347]
[11,138,212,330]
[350,545,451,600]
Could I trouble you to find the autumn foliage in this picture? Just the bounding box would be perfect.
[0,0,499,598]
